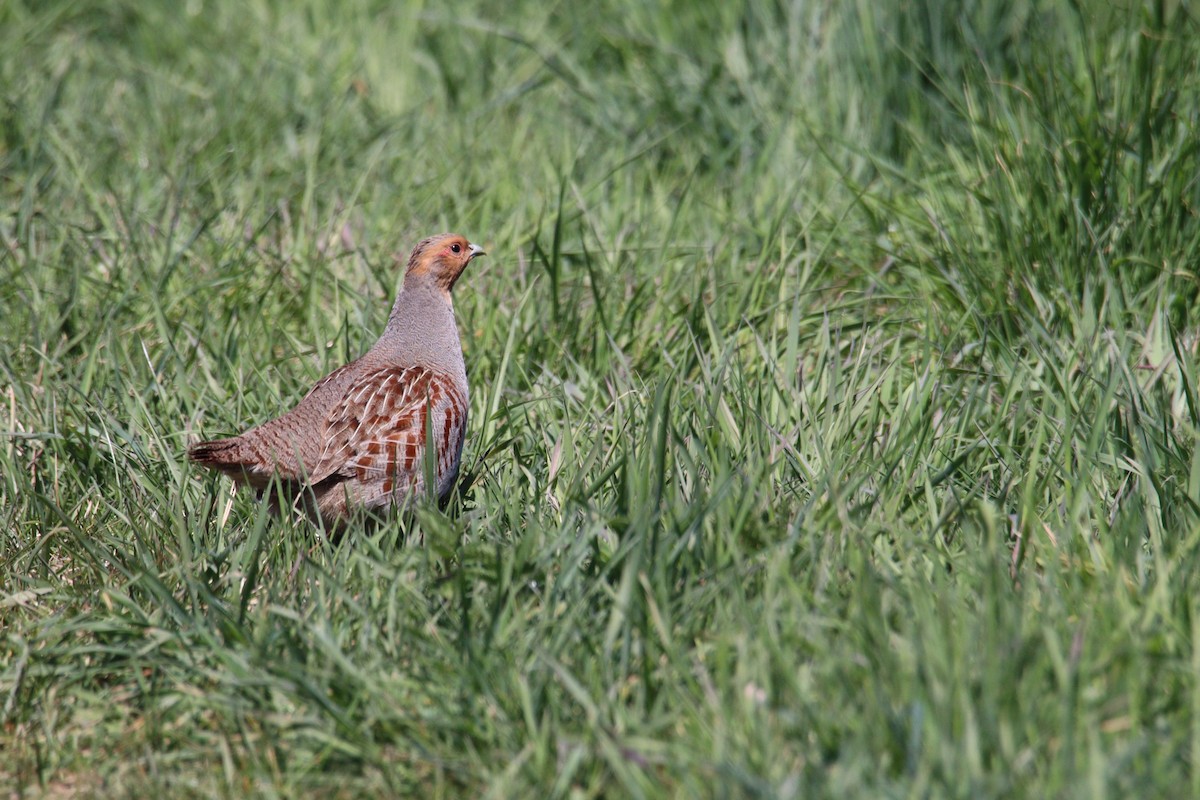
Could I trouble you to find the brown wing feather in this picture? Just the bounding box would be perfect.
[309,366,429,484]
[188,361,362,486]
[309,365,467,509]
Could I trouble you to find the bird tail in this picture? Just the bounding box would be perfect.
[188,437,261,483]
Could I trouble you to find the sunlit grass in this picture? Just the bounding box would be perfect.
[2,0,1199,796]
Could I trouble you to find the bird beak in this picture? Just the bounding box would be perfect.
[468,243,486,258]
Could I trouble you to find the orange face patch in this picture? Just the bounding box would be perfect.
[404,234,477,290]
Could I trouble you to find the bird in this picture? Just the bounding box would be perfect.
[188,232,484,529]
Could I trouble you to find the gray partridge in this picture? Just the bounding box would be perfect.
[189,232,484,528]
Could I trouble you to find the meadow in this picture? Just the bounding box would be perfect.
[2,0,1200,796]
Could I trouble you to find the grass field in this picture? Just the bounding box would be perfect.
[3,0,1200,796]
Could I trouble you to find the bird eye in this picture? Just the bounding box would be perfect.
[450,243,462,253]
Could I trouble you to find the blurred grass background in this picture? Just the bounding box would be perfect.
[2,0,1200,796]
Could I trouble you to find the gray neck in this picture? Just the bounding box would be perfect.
[371,282,466,382]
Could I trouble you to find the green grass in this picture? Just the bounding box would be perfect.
[3,0,1200,796]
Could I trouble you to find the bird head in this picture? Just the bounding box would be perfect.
[404,233,486,292]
